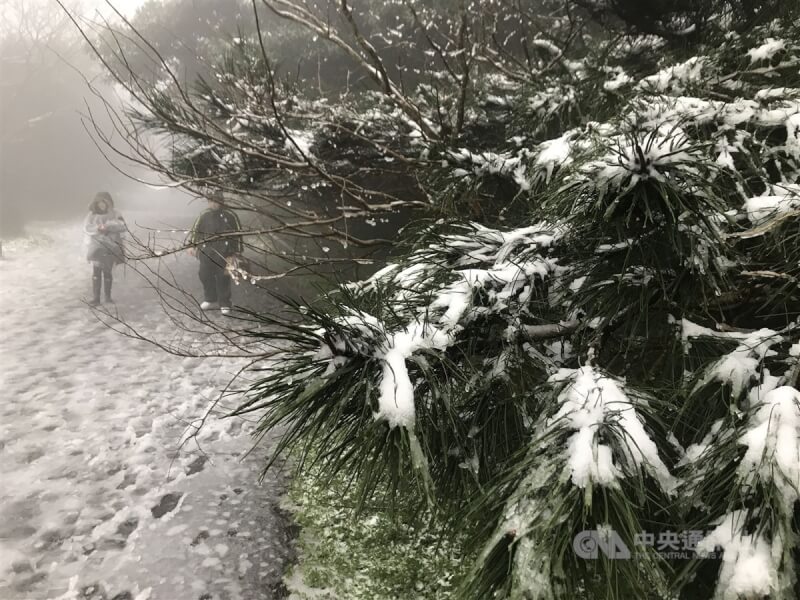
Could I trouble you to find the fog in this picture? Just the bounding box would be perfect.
[0,0,195,238]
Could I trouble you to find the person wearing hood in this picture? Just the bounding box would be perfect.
[84,191,126,306]
[187,190,243,315]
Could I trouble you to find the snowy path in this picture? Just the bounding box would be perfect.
[0,219,292,600]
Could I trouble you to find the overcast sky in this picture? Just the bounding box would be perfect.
[0,0,196,234]
[86,0,147,19]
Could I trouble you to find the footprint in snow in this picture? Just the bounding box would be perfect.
[151,492,183,518]
[185,455,207,476]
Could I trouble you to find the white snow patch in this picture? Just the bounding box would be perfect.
[0,219,289,599]
[535,133,574,182]
[638,56,706,93]
[693,328,782,398]
[603,70,633,92]
[696,511,781,599]
[547,367,676,492]
[739,386,800,504]
[747,38,786,64]
[744,190,800,224]
[375,323,451,429]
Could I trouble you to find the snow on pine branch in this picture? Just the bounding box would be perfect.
[317,222,566,429]
[637,56,709,94]
[448,148,533,190]
[681,317,800,392]
[577,127,702,195]
[375,322,451,429]
[739,385,800,506]
[442,29,800,210]
[348,222,563,301]
[743,184,800,225]
[696,511,784,600]
[546,366,677,493]
[748,37,788,64]
[369,227,562,429]
[691,328,783,399]
[693,385,800,600]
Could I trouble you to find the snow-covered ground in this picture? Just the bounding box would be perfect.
[0,217,292,600]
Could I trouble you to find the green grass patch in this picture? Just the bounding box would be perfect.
[283,466,472,599]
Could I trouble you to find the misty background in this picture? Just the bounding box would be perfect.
[0,0,396,255]
[0,0,207,238]
[1,0,417,306]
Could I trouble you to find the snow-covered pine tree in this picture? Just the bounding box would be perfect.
[88,0,800,597]
[231,2,800,597]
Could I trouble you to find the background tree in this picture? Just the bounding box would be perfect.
[67,0,588,283]
[0,0,151,237]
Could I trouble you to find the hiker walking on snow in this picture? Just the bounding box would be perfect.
[84,191,126,306]
[187,190,243,315]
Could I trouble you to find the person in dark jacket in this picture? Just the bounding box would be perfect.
[84,192,126,305]
[187,190,243,315]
